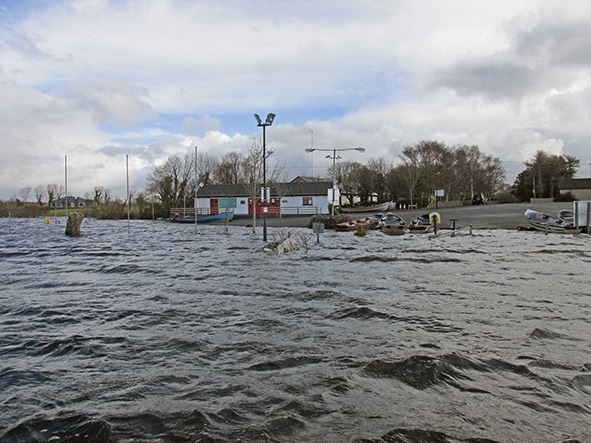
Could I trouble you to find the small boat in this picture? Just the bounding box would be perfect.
[524,209,581,234]
[341,202,395,214]
[334,216,379,232]
[557,209,574,223]
[379,212,406,227]
[172,212,234,223]
[378,212,407,235]
[408,213,434,233]
[381,225,407,236]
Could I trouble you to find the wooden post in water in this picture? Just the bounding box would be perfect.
[65,212,84,237]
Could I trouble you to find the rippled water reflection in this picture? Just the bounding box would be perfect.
[1,218,590,442]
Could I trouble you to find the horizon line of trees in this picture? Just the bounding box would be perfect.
[3,140,582,218]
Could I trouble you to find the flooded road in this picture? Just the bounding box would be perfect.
[1,218,590,442]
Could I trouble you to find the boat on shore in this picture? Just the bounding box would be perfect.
[381,225,407,235]
[408,213,434,233]
[524,209,581,234]
[557,209,574,223]
[171,212,234,223]
[379,213,407,235]
[340,202,395,214]
[334,216,380,232]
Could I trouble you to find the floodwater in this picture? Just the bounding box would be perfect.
[1,218,590,443]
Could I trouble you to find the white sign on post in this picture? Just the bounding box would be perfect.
[328,188,340,202]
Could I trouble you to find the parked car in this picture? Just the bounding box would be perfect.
[472,193,487,205]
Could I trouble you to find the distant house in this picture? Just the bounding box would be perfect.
[558,178,591,200]
[49,196,95,209]
[193,179,333,216]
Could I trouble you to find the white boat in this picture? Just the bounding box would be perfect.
[524,209,581,234]
[340,202,395,214]
[557,209,574,223]
[171,212,234,223]
[408,213,434,233]
[379,212,407,235]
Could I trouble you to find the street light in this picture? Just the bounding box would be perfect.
[255,112,276,242]
[305,146,365,216]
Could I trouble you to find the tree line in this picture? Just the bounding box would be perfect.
[4,139,582,218]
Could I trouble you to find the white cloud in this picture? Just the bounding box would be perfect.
[1,0,591,199]
[63,79,155,127]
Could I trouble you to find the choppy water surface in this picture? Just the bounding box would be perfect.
[1,218,590,443]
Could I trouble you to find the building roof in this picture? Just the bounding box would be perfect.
[559,178,591,190]
[197,181,332,198]
[290,176,327,183]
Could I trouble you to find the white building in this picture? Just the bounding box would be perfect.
[194,178,333,216]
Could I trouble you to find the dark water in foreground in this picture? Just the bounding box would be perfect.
[1,218,590,443]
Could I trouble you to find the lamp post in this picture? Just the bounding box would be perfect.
[304,146,365,216]
[254,112,276,242]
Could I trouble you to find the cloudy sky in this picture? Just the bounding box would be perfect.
[1,0,590,200]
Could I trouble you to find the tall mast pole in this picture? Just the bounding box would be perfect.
[64,155,68,219]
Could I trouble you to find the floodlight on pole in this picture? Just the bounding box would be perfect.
[304,146,365,216]
[255,113,276,242]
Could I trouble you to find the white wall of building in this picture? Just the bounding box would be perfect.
[281,195,329,214]
[234,197,250,216]
[197,193,329,216]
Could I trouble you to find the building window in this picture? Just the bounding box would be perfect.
[303,196,313,206]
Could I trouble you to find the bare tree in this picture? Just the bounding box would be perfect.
[267,157,288,217]
[34,185,45,206]
[217,152,244,184]
[146,153,194,213]
[19,187,32,203]
[195,151,219,186]
[242,139,264,232]
[46,184,58,207]
[330,161,364,206]
[93,186,105,206]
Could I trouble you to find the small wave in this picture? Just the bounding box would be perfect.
[528,328,570,340]
[109,410,209,441]
[294,289,343,301]
[527,359,578,371]
[248,356,323,371]
[25,335,105,358]
[0,414,113,443]
[264,414,306,436]
[100,263,163,275]
[570,374,591,394]
[480,358,536,377]
[0,251,30,259]
[364,427,500,442]
[401,256,463,264]
[0,367,51,390]
[419,343,442,350]
[362,354,475,390]
[207,408,249,425]
[332,306,395,320]
[326,376,352,394]
[351,255,398,263]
